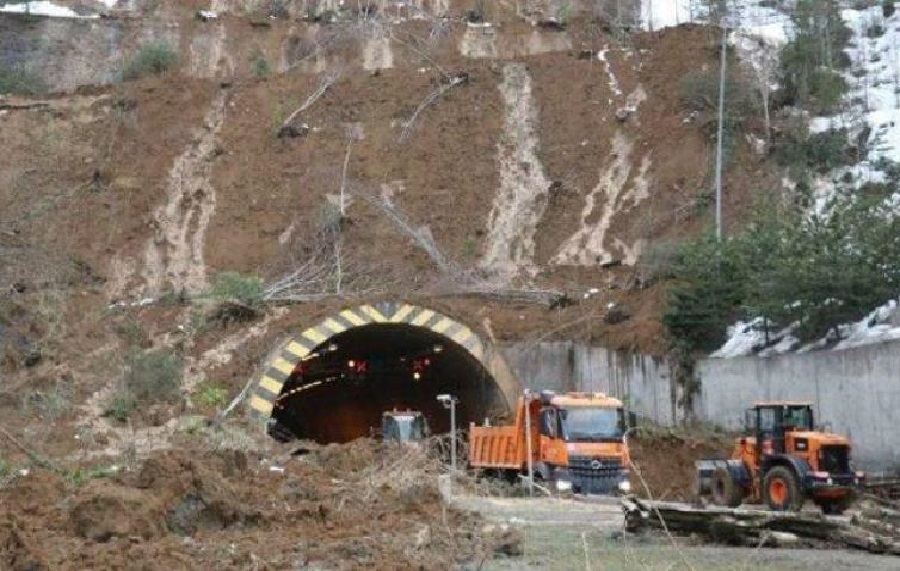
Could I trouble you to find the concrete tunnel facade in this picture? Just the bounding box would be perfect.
[248,302,521,442]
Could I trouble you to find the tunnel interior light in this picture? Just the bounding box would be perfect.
[433,344,443,354]
[413,371,421,380]
[327,343,338,352]
[348,360,356,368]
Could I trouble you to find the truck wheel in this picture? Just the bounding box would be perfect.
[711,467,742,507]
[763,466,803,512]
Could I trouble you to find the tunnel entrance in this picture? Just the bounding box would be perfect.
[268,324,504,443]
[250,304,515,445]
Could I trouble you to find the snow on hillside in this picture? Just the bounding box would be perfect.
[811,5,900,189]
[639,0,694,31]
[712,299,900,358]
[0,1,102,18]
[638,0,900,357]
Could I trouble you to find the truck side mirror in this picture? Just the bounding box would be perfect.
[628,412,637,428]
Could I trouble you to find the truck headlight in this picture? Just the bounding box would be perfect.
[556,479,573,492]
[618,480,632,493]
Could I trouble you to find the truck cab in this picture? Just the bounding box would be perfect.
[536,392,633,494]
[469,390,634,495]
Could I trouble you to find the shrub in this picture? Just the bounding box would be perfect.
[0,63,46,96]
[122,41,178,81]
[773,124,850,173]
[105,350,182,422]
[251,50,271,78]
[195,384,227,408]
[210,271,265,309]
[124,350,182,403]
[23,385,73,422]
[884,0,895,18]
[779,1,851,114]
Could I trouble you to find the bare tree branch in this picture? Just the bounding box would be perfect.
[277,68,342,136]
[399,76,466,143]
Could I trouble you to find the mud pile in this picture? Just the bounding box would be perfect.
[628,427,734,502]
[0,439,501,570]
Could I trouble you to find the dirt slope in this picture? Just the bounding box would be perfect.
[0,440,503,570]
[0,3,783,486]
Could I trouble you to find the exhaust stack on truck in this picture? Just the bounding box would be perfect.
[468,390,634,495]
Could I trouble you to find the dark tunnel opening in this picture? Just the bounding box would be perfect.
[267,324,508,444]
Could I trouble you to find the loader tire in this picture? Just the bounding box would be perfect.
[711,467,742,507]
[763,466,803,512]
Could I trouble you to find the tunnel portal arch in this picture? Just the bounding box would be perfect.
[248,302,519,426]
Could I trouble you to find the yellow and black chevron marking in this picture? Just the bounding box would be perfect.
[249,303,486,418]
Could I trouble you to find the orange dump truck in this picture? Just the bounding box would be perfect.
[468,391,634,495]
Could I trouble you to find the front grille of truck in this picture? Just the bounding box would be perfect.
[819,445,850,474]
[568,456,624,494]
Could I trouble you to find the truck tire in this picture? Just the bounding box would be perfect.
[711,467,742,507]
[763,466,803,512]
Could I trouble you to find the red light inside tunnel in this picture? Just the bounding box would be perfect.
[347,360,367,373]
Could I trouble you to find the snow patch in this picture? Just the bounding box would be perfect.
[639,0,693,32]
[712,299,900,358]
[0,1,98,18]
[807,5,900,205]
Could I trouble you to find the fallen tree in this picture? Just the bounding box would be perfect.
[622,496,900,555]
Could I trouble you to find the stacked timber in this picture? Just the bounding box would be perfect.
[621,496,900,555]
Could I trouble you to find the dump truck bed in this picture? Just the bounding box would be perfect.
[468,425,523,470]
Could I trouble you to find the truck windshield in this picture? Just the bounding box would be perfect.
[559,407,624,442]
[784,406,813,431]
[383,415,426,442]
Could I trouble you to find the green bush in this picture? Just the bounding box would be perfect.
[122,41,179,81]
[774,127,850,173]
[884,0,896,18]
[104,350,182,422]
[779,0,851,115]
[210,271,265,308]
[124,350,182,403]
[663,197,900,352]
[250,50,271,78]
[195,384,227,408]
[0,63,46,95]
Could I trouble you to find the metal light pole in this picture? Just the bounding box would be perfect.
[714,20,728,242]
[437,394,459,495]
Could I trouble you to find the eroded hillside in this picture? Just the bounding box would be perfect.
[0,0,781,449]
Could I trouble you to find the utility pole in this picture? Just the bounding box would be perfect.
[715,19,728,242]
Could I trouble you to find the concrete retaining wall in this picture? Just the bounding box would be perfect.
[698,341,900,472]
[499,342,680,425]
[500,339,900,472]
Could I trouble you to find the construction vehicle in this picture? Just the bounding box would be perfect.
[468,391,634,495]
[378,409,429,445]
[696,401,865,514]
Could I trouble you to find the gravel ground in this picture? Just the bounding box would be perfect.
[451,493,899,571]
[484,525,900,571]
